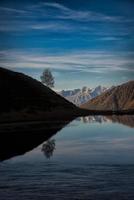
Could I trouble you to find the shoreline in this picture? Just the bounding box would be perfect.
[0,108,133,125]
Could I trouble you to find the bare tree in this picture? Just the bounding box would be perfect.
[40,68,54,88]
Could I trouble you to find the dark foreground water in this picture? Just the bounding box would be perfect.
[0,115,134,200]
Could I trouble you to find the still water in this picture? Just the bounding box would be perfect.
[0,115,134,200]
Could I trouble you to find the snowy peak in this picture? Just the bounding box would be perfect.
[60,89,80,97]
[90,85,107,98]
[59,86,108,105]
[81,86,91,93]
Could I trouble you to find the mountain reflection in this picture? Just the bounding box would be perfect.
[80,116,109,124]
[107,115,134,128]
[0,120,73,162]
[80,115,134,128]
[0,115,133,162]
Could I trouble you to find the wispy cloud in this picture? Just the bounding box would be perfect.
[1,50,134,74]
[0,6,28,14]
[99,36,121,41]
[40,2,121,22]
[0,2,133,35]
[31,22,74,32]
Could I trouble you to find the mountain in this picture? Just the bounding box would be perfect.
[59,86,108,105]
[81,81,134,111]
[0,67,78,122]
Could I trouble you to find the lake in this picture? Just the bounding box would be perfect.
[0,115,134,200]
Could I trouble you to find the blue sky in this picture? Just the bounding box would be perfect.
[0,0,134,90]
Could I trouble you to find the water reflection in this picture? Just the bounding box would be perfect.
[79,115,134,128]
[0,120,73,162]
[42,139,56,159]
[0,115,133,162]
[79,116,109,123]
[0,115,134,200]
[107,115,134,128]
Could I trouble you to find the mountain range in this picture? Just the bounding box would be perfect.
[59,86,108,105]
[81,81,134,111]
[0,67,133,123]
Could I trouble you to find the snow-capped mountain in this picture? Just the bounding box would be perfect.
[59,86,108,106]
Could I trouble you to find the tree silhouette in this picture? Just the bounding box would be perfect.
[40,68,54,88]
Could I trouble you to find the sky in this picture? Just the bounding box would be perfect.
[0,0,134,90]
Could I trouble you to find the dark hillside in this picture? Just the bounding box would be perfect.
[0,67,76,113]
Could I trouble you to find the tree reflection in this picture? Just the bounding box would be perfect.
[41,139,56,159]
